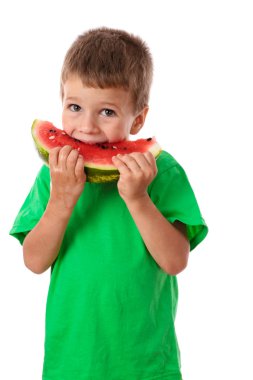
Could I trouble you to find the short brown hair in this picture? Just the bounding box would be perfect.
[60,27,153,113]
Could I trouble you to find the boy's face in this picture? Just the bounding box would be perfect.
[62,75,148,144]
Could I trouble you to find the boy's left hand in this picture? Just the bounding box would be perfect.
[112,151,157,203]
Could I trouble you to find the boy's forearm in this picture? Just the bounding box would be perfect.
[125,194,190,275]
[23,198,73,274]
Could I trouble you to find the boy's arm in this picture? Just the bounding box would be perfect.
[112,152,190,275]
[123,195,189,275]
[23,146,85,274]
[23,198,73,274]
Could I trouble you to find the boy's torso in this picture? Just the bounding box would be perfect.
[42,152,182,379]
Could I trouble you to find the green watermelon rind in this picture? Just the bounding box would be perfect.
[31,119,161,183]
[85,168,119,183]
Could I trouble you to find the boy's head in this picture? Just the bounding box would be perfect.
[60,27,153,114]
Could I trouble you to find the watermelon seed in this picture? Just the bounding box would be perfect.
[49,129,56,133]
[146,137,152,141]
[49,136,56,140]
[112,146,117,149]
[101,145,109,149]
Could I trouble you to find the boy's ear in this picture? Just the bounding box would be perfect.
[130,106,149,135]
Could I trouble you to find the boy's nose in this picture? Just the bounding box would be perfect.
[79,117,98,134]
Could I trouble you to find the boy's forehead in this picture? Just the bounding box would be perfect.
[63,76,134,106]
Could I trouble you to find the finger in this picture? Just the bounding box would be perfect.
[75,155,86,180]
[57,145,73,169]
[118,153,152,173]
[144,151,156,166]
[123,152,157,180]
[144,151,157,174]
[112,155,131,175]
[115,154,141,172]
[66,149,80,171]
[49,147,61,168]
[127,152,151,170]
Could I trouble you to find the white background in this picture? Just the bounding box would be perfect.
[1,1,252,379]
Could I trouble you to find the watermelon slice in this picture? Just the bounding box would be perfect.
[32,119,161,183]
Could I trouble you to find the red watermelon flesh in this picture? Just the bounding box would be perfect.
[32,119,161,183]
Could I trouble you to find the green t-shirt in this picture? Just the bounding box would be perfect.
[10,151,208,380]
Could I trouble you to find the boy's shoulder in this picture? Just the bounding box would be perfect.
[32,164,51,192]
[156,150,182,173]
[38,164,50,176]
[150,150,189,193]
[35,164,50,182]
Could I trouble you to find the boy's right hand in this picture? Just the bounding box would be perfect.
[49,145,86,210]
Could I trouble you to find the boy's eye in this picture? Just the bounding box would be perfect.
[69,104,81,112]
[101,108,115,117]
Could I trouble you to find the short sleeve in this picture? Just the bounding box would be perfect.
[149,151,208,251]
[9,165,51,245]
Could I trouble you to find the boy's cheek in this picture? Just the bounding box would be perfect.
[62,117,73,136]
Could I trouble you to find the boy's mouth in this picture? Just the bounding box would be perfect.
[67,133,108,145]
[77,138,108,145]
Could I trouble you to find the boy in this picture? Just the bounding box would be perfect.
[10,27,208,380]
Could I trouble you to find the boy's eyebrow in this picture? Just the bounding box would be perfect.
[65,96,81,102]
[99,101,118,107]
[65,97,120,109]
